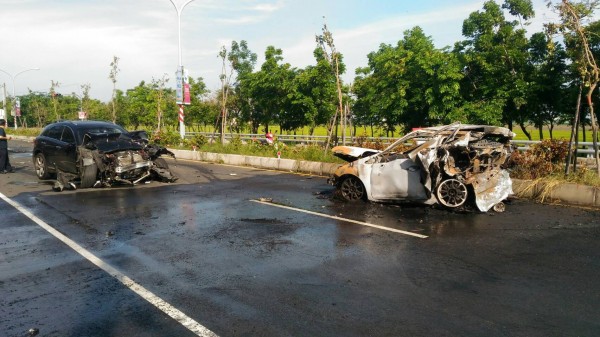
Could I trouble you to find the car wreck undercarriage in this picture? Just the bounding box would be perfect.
[329,123,516,212]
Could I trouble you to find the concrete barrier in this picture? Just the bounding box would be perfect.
[511,178,599,208]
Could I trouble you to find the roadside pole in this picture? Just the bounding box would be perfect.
[1,83,6,120]
[169,0,195,140]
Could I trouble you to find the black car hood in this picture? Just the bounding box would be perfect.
[82,132,143,153]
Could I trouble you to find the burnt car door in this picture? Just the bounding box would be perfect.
[369,152,428,201]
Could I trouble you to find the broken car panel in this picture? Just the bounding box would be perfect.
[328,123,516,212]
[33,121,177,191]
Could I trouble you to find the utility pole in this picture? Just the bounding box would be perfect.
[1,83,6,120]
[169,0,195,140]
[0,67,40,129]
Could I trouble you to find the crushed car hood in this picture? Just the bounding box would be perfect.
[83,132,143,153]
[332,146,381,162]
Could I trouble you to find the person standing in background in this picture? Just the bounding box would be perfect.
[0,119,14,173]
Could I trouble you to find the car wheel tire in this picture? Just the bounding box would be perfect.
[339,176,366,201]
[153,157,169,169]
[436,178,468,208]
[80,163,98,188]
[34,153,51,179]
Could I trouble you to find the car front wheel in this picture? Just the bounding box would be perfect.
[153,157,169,169]
[34,153,51,179]
[339,176,366,201]
[80,163,98,188]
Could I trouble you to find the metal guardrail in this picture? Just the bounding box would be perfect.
[188,132,598,155]
[187,132,336,145]
[512,140,597,155]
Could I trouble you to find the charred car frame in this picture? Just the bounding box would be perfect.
[33,120,177,190]
[328,123,516,212]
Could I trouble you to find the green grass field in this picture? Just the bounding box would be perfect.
[268,125,596,142]
[13,123,597,142]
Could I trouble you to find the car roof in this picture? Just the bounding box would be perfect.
[46,120,123,129]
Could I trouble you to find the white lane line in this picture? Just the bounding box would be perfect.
[0,192,218,337]
[249,199,428,239]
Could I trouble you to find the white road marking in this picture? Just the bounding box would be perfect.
[249,199,428,239]
[0,192,218,337]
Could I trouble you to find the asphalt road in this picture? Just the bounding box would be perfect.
[1,140,599,337]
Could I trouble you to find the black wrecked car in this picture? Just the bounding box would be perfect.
[32,120,177,191]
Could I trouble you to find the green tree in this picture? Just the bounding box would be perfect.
[217,41,258,142]
[150,74,170,132]
[248,46,295,133]
[293,48,337,135]
[20,90,50,127]
[111,90,126,124]
[546,0,600,174]
[354,27,464,133]
[354,43,408,135]
[397,27,464,129]
[125,81,155,129]
[316,23,347,146]
[50,80,61,122]
[225,41,258,133]
[109,56,120,123]
[185,77,215,131]
[527,32,568,139]
[456,0,535,135]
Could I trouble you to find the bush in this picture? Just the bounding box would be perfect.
[362,137,387,150]
[508,139,569,179]
[152,129,182,146]
[189,134,207,148]
[227,135,243,150]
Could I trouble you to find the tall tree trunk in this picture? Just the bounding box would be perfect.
[565,83,582,175]
[586,88,600,175]
[518,122,532,140]
[324,112,338,153]
[574,117,579,172]
[220,107,227,144]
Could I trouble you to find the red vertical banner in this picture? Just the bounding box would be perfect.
[183,83,191,105]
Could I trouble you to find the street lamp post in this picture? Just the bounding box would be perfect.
[0,67,40,130]
[169,0,195,140]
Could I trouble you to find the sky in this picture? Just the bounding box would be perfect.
[0,0,556,102]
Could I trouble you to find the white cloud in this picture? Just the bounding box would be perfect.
[248,1,285,13]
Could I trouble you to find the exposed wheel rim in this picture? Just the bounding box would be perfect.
[340,177,365,201]
[34,155,46,178]
[493,202,506,213]
[436,179,468,208]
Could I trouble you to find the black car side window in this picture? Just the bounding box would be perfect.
[61,127,76,144]
[44,125,63,140]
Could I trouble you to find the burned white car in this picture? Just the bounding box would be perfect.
[328,123,516,212]
[33,120,177,191]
